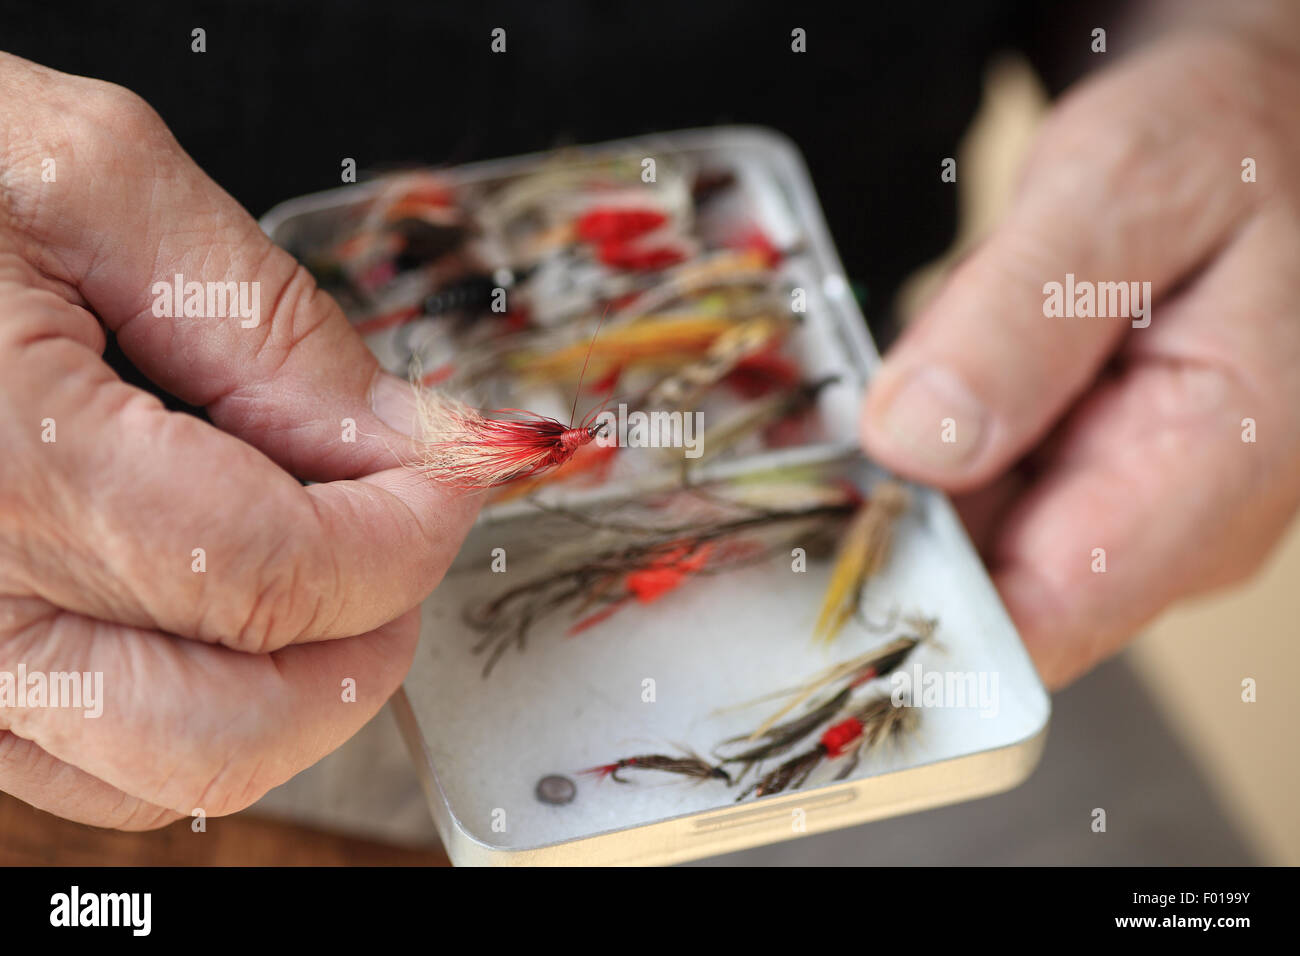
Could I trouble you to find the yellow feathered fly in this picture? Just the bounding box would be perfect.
[814,481,910,643]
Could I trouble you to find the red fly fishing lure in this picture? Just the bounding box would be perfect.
[735,694,918,801]
[565,539,757,635]
[416,309,614,488]
[416,391,610,488]
[464,494,858,676]
[715,630,927,781]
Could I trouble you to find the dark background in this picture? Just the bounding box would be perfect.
[3,0,1106,345]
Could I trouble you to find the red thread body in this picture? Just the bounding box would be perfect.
[819,717,864,758]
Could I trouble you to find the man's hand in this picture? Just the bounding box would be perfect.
[862,30,1300,687]
[0,53,479,827]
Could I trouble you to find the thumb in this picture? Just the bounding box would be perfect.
[0,51,416,482]
[860,45,1255,491]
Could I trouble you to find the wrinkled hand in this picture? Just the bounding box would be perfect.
[862,32,1300,687]
[0,53,479,827]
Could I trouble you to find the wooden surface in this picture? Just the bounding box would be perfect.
[0,792,449,866]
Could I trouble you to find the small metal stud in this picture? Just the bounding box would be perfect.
[535,774,577,806]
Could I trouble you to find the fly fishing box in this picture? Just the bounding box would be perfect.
[261,127,1050,866]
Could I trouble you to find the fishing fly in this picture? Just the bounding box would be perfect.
[464,487,861,675]
[582,752,731,785]
[415,388,611,488]
[715,627,929,780]
[415,306,615,488]
[736,694,919,801]
[814,481,910,643]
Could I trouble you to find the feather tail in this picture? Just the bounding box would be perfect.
[413,387,577,488]
[813,482,909,643]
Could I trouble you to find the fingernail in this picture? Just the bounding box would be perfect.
[869,365,987,470]
[370,372,420,437]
